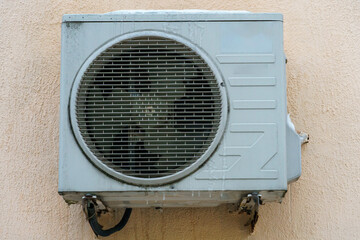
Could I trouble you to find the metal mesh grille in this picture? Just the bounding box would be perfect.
[75,36,222,179]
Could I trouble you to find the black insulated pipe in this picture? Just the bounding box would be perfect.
[87,203,132,237]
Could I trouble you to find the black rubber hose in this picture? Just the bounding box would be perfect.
[87,203,132,237]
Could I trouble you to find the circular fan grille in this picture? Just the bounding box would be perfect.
[74,35,223,181]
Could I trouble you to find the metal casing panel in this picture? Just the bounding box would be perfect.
[62,10,283,22]
[59,11,293,205]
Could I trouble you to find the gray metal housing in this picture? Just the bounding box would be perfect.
[59,10,302,208]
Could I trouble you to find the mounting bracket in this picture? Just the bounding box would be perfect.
[239,192,263,233]
[81,194,132,237]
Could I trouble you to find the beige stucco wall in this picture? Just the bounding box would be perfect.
[1,1,360,239]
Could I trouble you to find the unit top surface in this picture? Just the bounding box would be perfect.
[62,10,283,22]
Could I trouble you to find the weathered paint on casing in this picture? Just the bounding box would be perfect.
[59,11,301,207]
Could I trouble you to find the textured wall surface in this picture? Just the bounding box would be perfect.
[1,1,360,239]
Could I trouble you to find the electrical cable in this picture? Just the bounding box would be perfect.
[86,203,132,237]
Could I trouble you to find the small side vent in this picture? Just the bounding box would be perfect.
[74,35,223,183]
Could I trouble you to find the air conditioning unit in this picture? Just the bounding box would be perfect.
[59,10,306,233]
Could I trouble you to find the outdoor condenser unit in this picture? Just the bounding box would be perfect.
[59,10,306,233]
